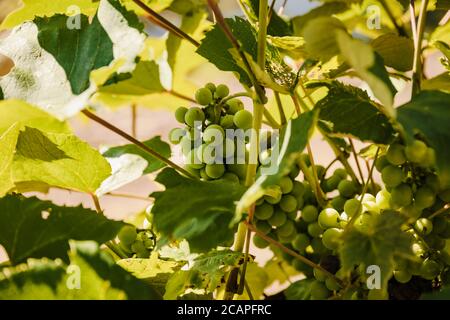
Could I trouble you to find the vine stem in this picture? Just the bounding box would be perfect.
[429,204,450,219]
[132,0,200,47]
[274,91,287,125]
[244,221,345,287]
[349,139,364,183]
[131,104,137,138]
[105,193,153,201]
[411,0,429,96]
[91,194,102,214]
[82,109,196,179]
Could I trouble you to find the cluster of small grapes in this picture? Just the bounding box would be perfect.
[374,139,450,283]
[117,225,155,258]
[169,83,254,182]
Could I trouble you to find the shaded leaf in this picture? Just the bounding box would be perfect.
[371,33,414,72]
[285,279,314,300]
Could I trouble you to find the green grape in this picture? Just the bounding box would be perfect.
[233,110,253,130]
[291,181,305,198]
[268,209,287,227]
[221,172,240,184]
[276,220,296,237]
[255,220,272,235]
[311,237,327,255]
[375,189,391,210]
[220,115,234,129]
[310,281,330,300]
[195,87,213,105]
[136,248,150,258]
[415,186,436,209]
[264,191,282,205]
[289,165,300,180]
[331,196,346,212]
[118,226,137,246]
[344,198,362,217]
[391,183,413,207]
[253,235,269,249]
[334,168,347,180]
[180,135,193,155]
[412,242,426,257]
[386,143,406,165]
[278,176,294,194]
[405,139,428,163]
[254,203,274,220]
[422,148,436,167]
[375,155,389,172]
[227,99,244,114]
[278,231,296,243]
[400,204,422,219]
[338,180,358,198]
[286,210,298,220]
[425,234,446,250]
[185,107,205,127]
[205,163,225,179]
[315,165,326,179]
[255,197,265,206]
[322,228,343,250]
[205,82,216,93]
[302,205,318,222]
[381,165,404,187]
[393,270,411,284]
[175,106,188,123]
[186,149,204,169]
[184,165,201,178]
[325,277,341,291]
[227,163,247,180]
[215,84,229,98]
[292,234,310,252]
[169,128,185,144]
[203,124,224,143]
[296,219,308,232]
[361,193,376,203]
[279,195,298,212]
[307,222,323,238]
[318,208,340,229]
[420,258,441,280]
[199,168,210,180]
[439,222,450,239]
[299,153,311,167]
[131,241,146,253]
[325,174,342,192]
[313,268,327,282]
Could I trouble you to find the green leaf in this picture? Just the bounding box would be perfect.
[339,211,412,290]
[0,195,125,265]
[0,124,20,197]
[422,73,450,92]
[285,279,314,300]
[292,2,349,36]
[313,81,395,144]
[117,253,181,280]
[163,249,246,299]
[336,30,397,113]
[267,36,306,59]
[235,263,268,300]
[0,100,70,135]
[0,241,161,299]
[242,0,293,36]
[151,168,246,252]
[371,33,414,72]
[12,127,111,193]
[0,0,146,119]
[397,91,450,188]
[236,110,317,221]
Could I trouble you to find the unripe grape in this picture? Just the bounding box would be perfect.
[169,128,185,144]
[118,226,137,246]
[375,155,389,172]
[325,277,341,291]
[302,205,319,222]
[131,240,146,253]
[367,289,388,300]
[184,107,205,127]
[292,234,310,252]
[220,115,234,129]
[254,203,274,220]
[289,165,300,180]
[338,180,358,198]
[199,168,210,180]
[313,268,327,282]
[203,124,224,143]
[381,165,404,187]
[195,87,213,105]
[386,143,406,165]
[310,281,330,300]
[318,208,340,229]
[227,99,244,114]
[205,82,216,93]
[175,106,188,123]
[276,220,296,237]
[184,165,201,178]
[311,237,327,254]
[291,181,305,198]
[426,174,440,193]
[420,258,441,280]
[205,163,225,179]
[264,191,282,205]
[415,218,433,235]
[253,235,269,248]
[438,189,450,202]
[279,195,298,212]
[215,84,229,98]
[286,210,298,220]
[393,269,411,284]
[278,176,294,194]
[375,189,391,210]
[278,231,296,244]
[414,186,436,209]
[405,139,427,163]
[324,174,342,192]
[322,228,343,250]
[268,209,287,227]
[400,204,422,219]
[331,196,346,212]
[307,222,324,238]
[344,199,362,217]
[432,216,447,234]
[186,149,204,169]
[422,148,436,167]
[255,220,272,235]
[227,163,247,180]
[391,183,413,207]
[233,110,253,130]
[334,168,347,180]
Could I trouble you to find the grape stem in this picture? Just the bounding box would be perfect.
[274,91,287,125]
[349,139,365,183]
[131,104,137,138]
[167,90,197,103]
[411,0,429,96]
[82,109,197,179]
[244,221,346,287]
[428,203,450,219]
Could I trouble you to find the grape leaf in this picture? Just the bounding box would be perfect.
[12,127,111,193]
[371,33,414,72]
[0,241,161,299]
[163,249,246,299]
[235,263,268,300]
[312,81,395,144]
[422,73,450,92]
[117,253,181,280]
[151,168,246,252]
[241,0,292,36]
[285,279,314,300]
[0,0,146,120]
[0,99,70,135]
[0,195,125,265]
[336,30,397,114]
[0,124,20,197]
[236,110,317,221]
[397,91,450,188]
[339,211,412,290]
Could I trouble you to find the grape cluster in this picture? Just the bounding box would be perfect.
[117,225,155,258]
[169,83,254,182]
